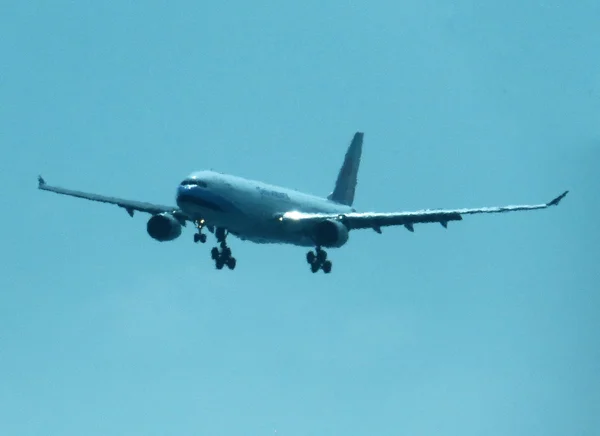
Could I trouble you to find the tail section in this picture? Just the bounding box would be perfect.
[327,131,363,206]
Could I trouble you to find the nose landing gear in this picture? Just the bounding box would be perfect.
[306,247,332,273]
[194,233,207,243]
[193,219,208,243]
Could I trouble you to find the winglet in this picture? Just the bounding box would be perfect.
[38,175,46,187]
[547,190,569,207]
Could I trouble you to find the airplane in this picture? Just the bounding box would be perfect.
[37,131,569,273]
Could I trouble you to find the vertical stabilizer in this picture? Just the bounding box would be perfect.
[327,132,363,206]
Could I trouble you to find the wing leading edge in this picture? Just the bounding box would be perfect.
[279,190,569,233]
[37,175,189,222]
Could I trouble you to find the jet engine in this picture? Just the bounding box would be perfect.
[146,213,182,242]
[311,219,349,248]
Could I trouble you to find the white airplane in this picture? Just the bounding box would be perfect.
[38,132,568,273]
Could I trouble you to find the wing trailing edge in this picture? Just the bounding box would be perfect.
[278,190,569,233]
[37,175,188,221]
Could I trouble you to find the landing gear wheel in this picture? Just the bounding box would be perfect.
[221,246,232,258]
[306,247,332,273]
[211,228,236,271]
[194,233,207,243]
[226,257,237,270]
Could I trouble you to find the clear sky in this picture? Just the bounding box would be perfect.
[2,1,599,435]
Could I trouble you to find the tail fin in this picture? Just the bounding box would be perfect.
[327,131,363,206]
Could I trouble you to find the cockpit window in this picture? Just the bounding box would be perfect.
[180,179,208,188]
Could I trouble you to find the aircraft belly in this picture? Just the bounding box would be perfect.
[183,204,289,244]
[229,217,314,247]
[237,232,314,247]
[178,186,327,247]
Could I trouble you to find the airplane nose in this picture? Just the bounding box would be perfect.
[176,184,205,207]
[176,185,189,206]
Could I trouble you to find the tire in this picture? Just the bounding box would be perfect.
[226,257,237,270]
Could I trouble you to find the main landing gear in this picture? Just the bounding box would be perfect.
[193,221,235,270]
[210,227,236,270]
[306,247,332,274]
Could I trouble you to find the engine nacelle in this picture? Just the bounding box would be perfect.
[146,213,182,242]
[312,219,349,248]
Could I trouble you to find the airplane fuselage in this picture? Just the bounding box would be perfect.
[175,170,354,247]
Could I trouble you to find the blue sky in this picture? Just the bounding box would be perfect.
[2,1,599,435]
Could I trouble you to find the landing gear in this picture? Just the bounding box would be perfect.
[306,247,332,274]
[193,221,237,270]
[193,219,208,244]
[211,227,236,270]
[194,233,207,243]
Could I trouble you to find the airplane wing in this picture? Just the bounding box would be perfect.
[37,175,190,222]
[278,191,569,233]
